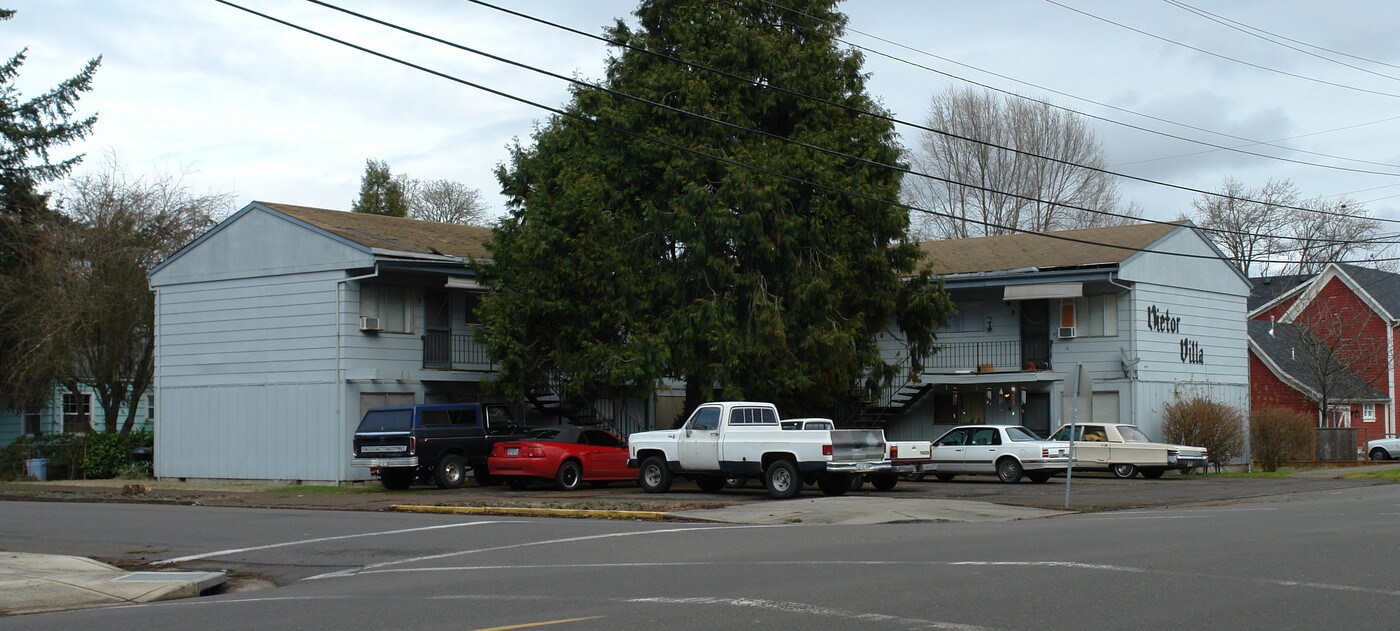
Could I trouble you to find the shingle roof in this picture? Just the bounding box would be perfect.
[261,202,492,259]
[1248,319,1387,402]
[1337,263,1400,320]
[1247,272,1311,313]
[915,221,1183,276]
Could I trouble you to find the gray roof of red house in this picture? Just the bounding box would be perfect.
[1248,319,1387,402]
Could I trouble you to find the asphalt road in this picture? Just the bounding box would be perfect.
[3,482,1400,630]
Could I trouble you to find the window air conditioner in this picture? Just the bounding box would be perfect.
[359,316,383,332]
[1058,326,1076,339]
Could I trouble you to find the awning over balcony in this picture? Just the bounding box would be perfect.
[1003,282,1082,301]
[445,276,483,290]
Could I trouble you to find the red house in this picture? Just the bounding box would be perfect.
[1248,264,1395,451]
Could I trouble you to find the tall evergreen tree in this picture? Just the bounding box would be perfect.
[482,0,951,418]
[350,158,407,217]
[0,7,100,410]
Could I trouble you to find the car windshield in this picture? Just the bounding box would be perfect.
[1005,426,1044,442]
[525,428,565,442]
[1118,426,1153,443]
[357,409,412,433]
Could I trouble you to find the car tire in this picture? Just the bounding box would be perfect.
[1027,472,1051,484]
[817,474,852,496]
[379,469,414,490]
[765,460,802,499]
[934,473,956,482]
[505,478,529,490]
[638,456,672,493]
[554,460,583,491]
[434,454,467,489]
[1111,463,1138,479]
[870,473,899,491]
[723,477,747,488]
[902,471,926,482]
[695,477,726,493]
[1140,468,1165,479]
[996,458,1024,483]
[1371,448,1391,461]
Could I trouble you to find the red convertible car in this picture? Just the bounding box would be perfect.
[487,425,634,490]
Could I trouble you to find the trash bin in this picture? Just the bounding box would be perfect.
[24,458,47,482]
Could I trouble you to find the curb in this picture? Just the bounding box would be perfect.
[387,504,679,521]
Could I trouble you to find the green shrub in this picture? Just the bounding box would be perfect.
[2,434,90,480]
[1161,396,1245,472]
[1250,407,1314,472]
[81,429,153,479]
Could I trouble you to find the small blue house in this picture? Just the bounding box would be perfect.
[1,385,154,445]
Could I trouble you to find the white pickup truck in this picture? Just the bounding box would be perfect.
[627,401,892,499]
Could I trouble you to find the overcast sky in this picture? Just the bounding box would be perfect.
[9,0,1400,228]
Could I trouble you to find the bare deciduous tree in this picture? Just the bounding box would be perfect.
[1285,301,1388,428]
[1190,177,1292,276]
[397,176,489,225]
[1191,177,1390,275]
[1288,196,1384,275]
[903,86,1136,240]
[56,158,230,435]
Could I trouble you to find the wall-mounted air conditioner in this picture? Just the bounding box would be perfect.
[1057,326,1076,339]
[359,316,383,332]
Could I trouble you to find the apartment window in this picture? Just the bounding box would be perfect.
[360,284,413,333]
[1063,294,1117,337]
[947,301,987,333]
[1363,404,1377,422]
[463,292,483,325]
[23,411,41,436]
[147,395,156,423]
[62,392,91,434]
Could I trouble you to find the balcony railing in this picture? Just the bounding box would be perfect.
[925,340,1023,372]
[422,329,494,370]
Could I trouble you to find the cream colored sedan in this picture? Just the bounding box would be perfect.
[1048,423,1208,479]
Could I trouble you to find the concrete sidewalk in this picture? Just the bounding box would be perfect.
[0,552,225,616]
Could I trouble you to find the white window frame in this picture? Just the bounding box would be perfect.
[360,283,414,333]
[147,394,156,423]
[1363,404,1377,422]
[62,392,92,434]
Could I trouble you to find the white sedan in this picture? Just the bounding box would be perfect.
[1368,437,1400,461]
[927,425,1069,483]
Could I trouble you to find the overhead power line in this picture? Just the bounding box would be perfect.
[1044,0,1400,99]
[1163,0,1400,83]
[461,0,1400,229]
[315,0,1400,246]
[1163,0,1400,73]
[214,0,1400,265]
[756,0,1400,174]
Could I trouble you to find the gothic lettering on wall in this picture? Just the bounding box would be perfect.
[1147,305,1205,364]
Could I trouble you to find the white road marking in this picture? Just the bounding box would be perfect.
[155,520,519,565]
[303,524,790,581]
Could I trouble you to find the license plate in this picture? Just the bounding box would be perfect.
[507,447,519,456]
[857,462,872,471]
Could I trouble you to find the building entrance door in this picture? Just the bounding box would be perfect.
[1020,300,1050,368]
